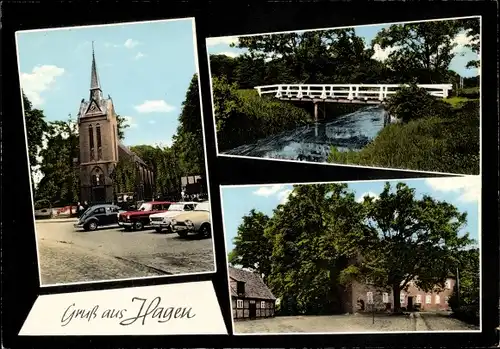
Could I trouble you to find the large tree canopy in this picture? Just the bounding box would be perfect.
[229,182,476,315]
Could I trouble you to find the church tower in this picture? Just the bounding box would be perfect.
[77,43,119,204]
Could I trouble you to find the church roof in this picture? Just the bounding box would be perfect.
[118,143,148,167]
[90,42,101,91]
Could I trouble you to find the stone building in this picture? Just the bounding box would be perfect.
[344,277,456,313]
[77,44,154,204]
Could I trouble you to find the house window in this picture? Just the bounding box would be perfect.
[261,301,266,309]
[96,124,102,160]
[382,292,389,303]
[236,281,245,296]
[366,292,374,304]
[416,295,422,304]
[236,300,243,309]
[445,280,452,289]
[425,295,432,304]
[400,293,405,305]
[89,125,94,159]
[435,295,441,304]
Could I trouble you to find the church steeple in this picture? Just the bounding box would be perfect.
[89,41,103,102]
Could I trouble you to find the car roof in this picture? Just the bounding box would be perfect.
[91,204,118,209]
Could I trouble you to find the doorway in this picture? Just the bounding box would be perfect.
[249,300,256,319]
[407,296,414,311]
[92,187,106,203]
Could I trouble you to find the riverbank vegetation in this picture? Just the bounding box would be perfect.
[228,182,477,316]
[329,86,480,174]
[25,74,206,206]
[210,18,480,173]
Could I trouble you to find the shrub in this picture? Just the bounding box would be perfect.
[328,103,479,175]
[457,87,480,99]
[385,83,453,123]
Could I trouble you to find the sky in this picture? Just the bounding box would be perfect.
[206,17,480,78]
[16,17,199,149]
[221,176,481,253]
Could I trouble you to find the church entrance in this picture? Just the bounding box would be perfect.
[92,186,106,204]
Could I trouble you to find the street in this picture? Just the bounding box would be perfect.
[234,313,480,334]
[36,220,215,285]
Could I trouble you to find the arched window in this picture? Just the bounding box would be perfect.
[88,125,94,160]
[92,174,97,186]
[96,123,102,160]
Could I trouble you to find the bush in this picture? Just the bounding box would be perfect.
[328,102,479,175]
[451,304,480,325]
[457,87,480,99]
[385,83,453,123]
[213,76,313,151]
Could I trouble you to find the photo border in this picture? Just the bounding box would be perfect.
[15,16,218,288]
[205,15,482,178]
[220,176,483,335]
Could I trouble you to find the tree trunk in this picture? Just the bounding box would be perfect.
[393,285,401,313]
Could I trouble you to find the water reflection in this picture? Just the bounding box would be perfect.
[223,106,387,163]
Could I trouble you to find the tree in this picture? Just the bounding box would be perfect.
[35,116,79,205]
[358,182,474,312]
[448,248,479,310]
[116,114,129,141]
[265,184,369,315]
[458,18,480,70]
[372,21,463,83]
[23,92,49,183]
[229,209,272,281]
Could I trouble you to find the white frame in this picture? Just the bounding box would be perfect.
[237,299,243,309]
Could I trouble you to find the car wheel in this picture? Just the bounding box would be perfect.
[199,224,211,238]
[87,221,98,231]
[155,228,163,233]
[134,221,143,230]
[177,231,188,238]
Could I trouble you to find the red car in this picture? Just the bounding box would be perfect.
[118,201,172,231]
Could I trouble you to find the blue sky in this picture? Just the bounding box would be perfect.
[221,176,481,253]
[206,18,480,78]
[16,18,198,148]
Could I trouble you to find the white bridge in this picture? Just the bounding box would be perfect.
[254,84,453,104]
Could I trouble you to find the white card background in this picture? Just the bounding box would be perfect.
[19,281,228,335]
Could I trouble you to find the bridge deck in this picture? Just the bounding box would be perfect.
[255,84,453,103]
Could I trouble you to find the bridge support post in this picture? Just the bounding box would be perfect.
[314,102,318,123]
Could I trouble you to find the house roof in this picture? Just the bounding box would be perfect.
[228,266,276,300]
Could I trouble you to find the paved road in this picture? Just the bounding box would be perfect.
[419,311,479,331]
[36,221,215,285]
[234,313,478,334]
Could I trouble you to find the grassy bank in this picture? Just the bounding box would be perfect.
[328,101,479,175]
[216,87,313,151]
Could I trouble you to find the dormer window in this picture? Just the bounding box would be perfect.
[236,281,245,296]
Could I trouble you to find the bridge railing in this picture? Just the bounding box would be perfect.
[254,84,453,101]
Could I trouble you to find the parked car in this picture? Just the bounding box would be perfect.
[34,199,53,219]
[118,201,172,231]
[74,204,125,231]
[171,201,211,238]
[149,201,197,233]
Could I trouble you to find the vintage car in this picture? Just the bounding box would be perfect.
[34,199,53,219]
[74,204,125,231]
[118,201,172,231]
[171,201,211,238]
[149,201,197,233]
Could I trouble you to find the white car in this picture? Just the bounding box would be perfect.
[149,201,197,233]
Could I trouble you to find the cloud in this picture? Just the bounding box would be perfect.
[206,36,239,47]
[451,31,477,54]
[424,176,480,203]
[357,191,379,203]
[277,188,294,205]
[214,51,240,58]
[122,116,138,128]
[134,52,146,60]
[371,44,399,62]
[253,184,285,197]
[124,39,139,49]
[134,100,175,113]
[20,65,65,107]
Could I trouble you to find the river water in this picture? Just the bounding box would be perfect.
[222,105,388,163]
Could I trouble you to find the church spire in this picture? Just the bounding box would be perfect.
[90,41,103,101]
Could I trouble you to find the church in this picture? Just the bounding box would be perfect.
[77,44,154,204]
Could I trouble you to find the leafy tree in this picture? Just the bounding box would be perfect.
[459,18,480,69]
[209,54,240,83]
[372,21,462,83]
[116,114,129,141]
[23,92,49,183]
[229,209,272,281]
[35,117,79,206]
[448,248,479,311]
[357,182,474,312]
